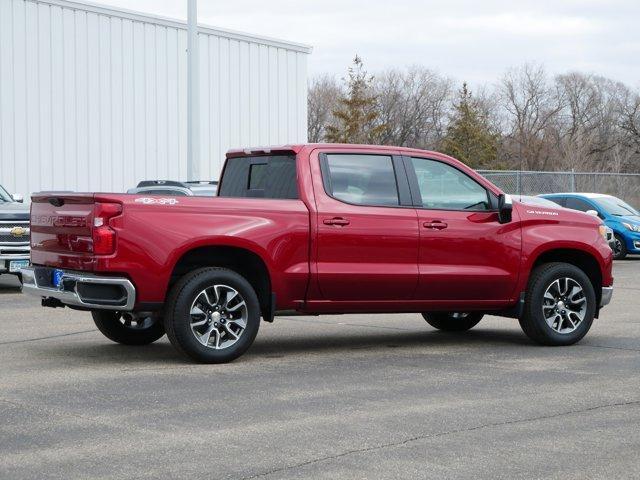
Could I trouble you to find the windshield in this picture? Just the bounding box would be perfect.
[0,184,13,203]
[597,196,639,216]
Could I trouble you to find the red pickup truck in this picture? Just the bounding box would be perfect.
[22,144,614,363]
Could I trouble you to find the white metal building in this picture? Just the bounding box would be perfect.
[0,0,311,197]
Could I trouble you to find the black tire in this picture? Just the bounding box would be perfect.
[518,262,596,346]
[422,312,484,331]
[92,311,165,345]
[164,267,261,363]
[613,234,627,260]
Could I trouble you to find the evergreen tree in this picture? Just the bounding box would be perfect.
[325,56,386,144]
[442,83,499,168]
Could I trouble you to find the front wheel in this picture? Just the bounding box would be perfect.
[164,267,261,363]
[422,312,484,332]
[613,234,627,260]
[518,262,596,346]
[92,311,165,345]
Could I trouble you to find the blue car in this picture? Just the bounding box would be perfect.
[541,193,640,259]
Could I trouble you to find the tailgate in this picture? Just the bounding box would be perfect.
[30,193,96,270]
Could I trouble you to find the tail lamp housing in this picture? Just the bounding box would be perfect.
[93,202,122,255]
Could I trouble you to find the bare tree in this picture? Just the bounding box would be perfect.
[309,58,640,173]
[620,88,640,166]
[498,64,564,170]
[554,73,636,171]
[307,75,342,142]
[374,67,452,149]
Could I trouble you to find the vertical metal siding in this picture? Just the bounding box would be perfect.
[0,0,310,197]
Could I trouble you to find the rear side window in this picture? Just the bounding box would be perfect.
[565,197,594,212]
[322,154,399,206]
[218,155,298,199]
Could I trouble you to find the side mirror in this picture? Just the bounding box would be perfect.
[12,193,23,203]
[498,193,513,224]
[585,209,599,217]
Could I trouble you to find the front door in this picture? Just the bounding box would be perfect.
[312,150,419,302]
[406,156,522,302]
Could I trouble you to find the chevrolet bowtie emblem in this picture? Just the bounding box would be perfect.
[10,226,27,237]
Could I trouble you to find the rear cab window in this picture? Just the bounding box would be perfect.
[218,155,298,199]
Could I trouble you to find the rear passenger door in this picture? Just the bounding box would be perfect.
[312,150,419,302]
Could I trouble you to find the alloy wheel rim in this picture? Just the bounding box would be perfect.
[542,277,587,334]
[614,239,622,256]
[189,284,248,350]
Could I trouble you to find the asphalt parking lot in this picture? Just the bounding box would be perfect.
[1,260,639,480]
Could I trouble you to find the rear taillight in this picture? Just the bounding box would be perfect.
[93,202,122,255]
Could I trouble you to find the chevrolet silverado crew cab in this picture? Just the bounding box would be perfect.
[22,145,614,363]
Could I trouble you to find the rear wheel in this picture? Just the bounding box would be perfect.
[518,262,595,346]
[421,312,484,332]
[92,311,165,345]
[164,267,261,363]
[613,234,627,260]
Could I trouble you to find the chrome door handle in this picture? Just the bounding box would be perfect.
[423,221,448,230]
[323,217,350,226]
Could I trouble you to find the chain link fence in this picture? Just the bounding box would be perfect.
[477,170,640,206]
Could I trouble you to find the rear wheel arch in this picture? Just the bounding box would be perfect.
[168,245,273,321]
[528,248,602,305]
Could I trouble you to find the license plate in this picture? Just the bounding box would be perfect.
[52,269,65,288]
[9,260,29,273]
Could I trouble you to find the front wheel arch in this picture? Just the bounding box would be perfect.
[528,248,602,307]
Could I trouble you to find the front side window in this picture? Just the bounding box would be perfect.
[324,154,399,206]
[545,197,566,208]
[565,197,595,213]
[410,157,489,211]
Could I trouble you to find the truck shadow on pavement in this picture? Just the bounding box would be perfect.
[32,328,533,366]
[248,329,533,358]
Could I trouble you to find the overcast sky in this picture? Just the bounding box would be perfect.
[98,0,640,88]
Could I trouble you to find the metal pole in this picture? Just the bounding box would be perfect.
[187,0,199,181]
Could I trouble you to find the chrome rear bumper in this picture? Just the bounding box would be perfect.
[600,286,613,308]
[21,267,136,311]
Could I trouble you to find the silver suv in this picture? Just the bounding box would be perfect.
[0,184,30,282]
[127,180,218,197]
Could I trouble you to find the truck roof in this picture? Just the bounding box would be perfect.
[226,144,443,158]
